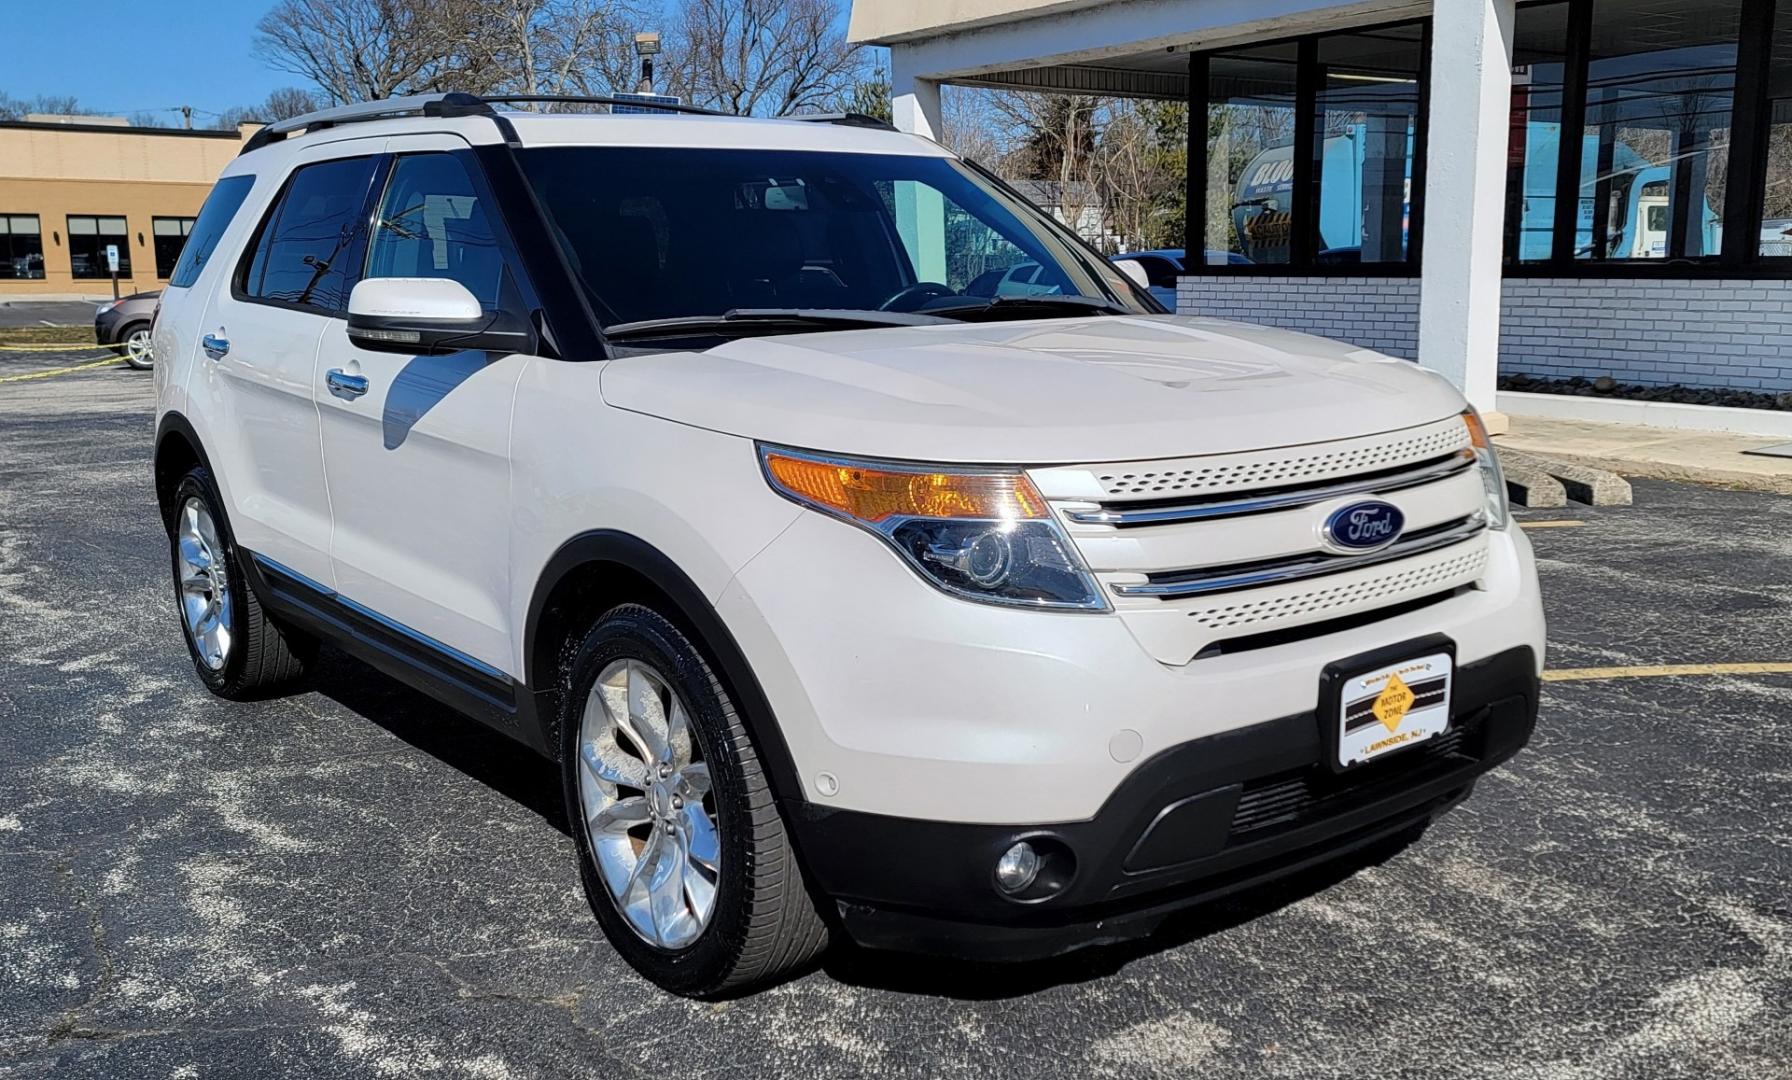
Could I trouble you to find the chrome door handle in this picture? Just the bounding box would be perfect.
[201,334,230,360]
[326,368,370,400]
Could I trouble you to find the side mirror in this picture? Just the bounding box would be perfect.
[346,278,533,356]
[1113,258,1151,291]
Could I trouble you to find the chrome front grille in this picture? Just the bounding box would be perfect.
[1091,418,1471,499]
[1031,416,1492,664]
[1176,547,1488,634]
[1113,513,1487,599]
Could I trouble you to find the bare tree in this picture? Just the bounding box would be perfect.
[262,87,323,121]
[0,93,91,120]
[253,0,475,104]
[663,0,864,117]
[995,92,1106,241]
[939,86,1005,166]
[458,0,645,101]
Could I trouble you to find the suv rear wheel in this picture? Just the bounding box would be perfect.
[560,604,829,997]
[167,466,315,697]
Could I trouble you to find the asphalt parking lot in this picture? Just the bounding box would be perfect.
[2,347,1789,1079]
[0,301,101,330]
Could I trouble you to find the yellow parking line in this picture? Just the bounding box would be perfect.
[1520,520,1587,529]
[0,355,122,384]
[1544,662,1792,683]
[0,342,105,351]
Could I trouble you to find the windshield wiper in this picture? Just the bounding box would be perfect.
[605,308,954,340]
[918,295,1134,320]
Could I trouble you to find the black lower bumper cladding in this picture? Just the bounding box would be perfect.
[788,644,1539,960]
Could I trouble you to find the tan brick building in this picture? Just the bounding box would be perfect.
[0,116,259,297]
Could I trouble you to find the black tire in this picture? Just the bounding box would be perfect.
[166,465,315,698]
[559,604,829,997]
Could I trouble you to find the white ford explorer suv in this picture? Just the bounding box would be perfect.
[152,93,1545,997]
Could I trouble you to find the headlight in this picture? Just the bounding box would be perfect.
[1461,408,1510,530]
[758,446,1107,611]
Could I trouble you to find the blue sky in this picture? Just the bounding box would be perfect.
[6,3,291,122]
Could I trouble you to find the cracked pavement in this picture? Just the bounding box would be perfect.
[1,353,1789,1078]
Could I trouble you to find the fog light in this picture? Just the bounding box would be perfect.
[994,841,1041,894]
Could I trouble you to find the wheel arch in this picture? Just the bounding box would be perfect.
[524,530,805,804]
[154,411,213,530]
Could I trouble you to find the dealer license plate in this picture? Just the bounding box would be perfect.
[1335,652,1453,769]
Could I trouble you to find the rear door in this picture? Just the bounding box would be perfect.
[314,137,535,678]
[187,144,382,586]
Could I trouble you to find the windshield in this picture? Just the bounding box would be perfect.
[515,146,1157,329]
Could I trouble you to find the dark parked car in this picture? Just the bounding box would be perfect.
[96,291,160,369]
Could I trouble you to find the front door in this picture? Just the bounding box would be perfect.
[315,138,535,679]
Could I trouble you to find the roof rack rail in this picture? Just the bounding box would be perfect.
[787,112,897,131]
[238,91,725,156]
[474,94,723,117]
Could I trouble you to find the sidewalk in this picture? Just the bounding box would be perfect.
[1494,414,1792,495]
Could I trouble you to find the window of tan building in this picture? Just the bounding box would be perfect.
[67,214,130,279]
[152,216,196,279]
[0,214,45,280]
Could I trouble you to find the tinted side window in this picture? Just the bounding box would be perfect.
[169,176,254,289]
[365,154,506,310]
[241,156,379,310]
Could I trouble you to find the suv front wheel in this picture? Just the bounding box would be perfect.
[560,604,829,997]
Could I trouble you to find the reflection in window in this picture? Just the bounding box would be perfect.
[1761,1,1792,257]
[1204,43,1298,265]
[0,215,44,280]
[1579,0,1740,261]
[243,156,377,310]
[152,217,194,279]
[67,215,129,279]
[367,154,505,310]
[1507,2,1571,262]
[1313,26,1423,264]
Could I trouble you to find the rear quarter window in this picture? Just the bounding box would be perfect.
[168,175,256,290]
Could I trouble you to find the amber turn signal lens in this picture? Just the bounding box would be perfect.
[1461,408,1493,450]
[762,452,1047,523]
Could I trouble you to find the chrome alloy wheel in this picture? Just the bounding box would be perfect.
[577,659,720,950]
[176,497,233,670]
[124,328,154,368]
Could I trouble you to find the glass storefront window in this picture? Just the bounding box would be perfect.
[67,215,130,279]
[1312,25,1423,265]
[152,216,194,279]
[0,215,44,280]
[1203,43,1299,266]
[1578,0,1741,261]
[1507,2,1572,262]
[1760,1,1792,257]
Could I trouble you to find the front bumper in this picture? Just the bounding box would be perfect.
[787,644,1538,960]
[94,307,126,345]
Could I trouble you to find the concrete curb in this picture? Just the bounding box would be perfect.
[1520,450,1792,496]
[1495,449,1567,508]
[1497,448,1632,506]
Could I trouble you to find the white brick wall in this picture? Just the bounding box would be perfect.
[1176,277,1421,359]
[1500,279,1792,393]
[1176,275,1792,392]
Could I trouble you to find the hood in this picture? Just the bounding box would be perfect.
[598,315,1467,464]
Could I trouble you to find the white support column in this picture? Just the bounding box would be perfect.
[1418,0,1516,425]
[890,53,948,283]
[890,55,942,141]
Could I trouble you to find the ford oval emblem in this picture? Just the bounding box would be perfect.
[1322,500,1405,553]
